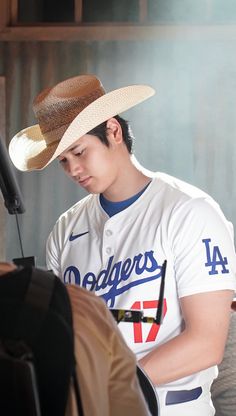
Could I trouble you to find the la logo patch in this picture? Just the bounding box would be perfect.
[202,238,229,275]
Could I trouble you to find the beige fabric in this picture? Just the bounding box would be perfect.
[65,284,151,416]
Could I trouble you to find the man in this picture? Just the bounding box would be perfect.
[0,261,152,416]
[9,74,236,415]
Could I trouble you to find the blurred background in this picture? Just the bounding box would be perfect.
[0,0,236,267]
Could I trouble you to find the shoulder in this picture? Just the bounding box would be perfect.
[58,193,96,223]
[152,172,227,218]
[67,285,119,340]
[67,284,108,316]
[66,285,137,358]
[46,194,97,261]
[145,173,233,241]
[49,193,98,236]
[154,172,211,199]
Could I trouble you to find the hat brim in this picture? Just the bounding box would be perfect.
[9,84,155,171]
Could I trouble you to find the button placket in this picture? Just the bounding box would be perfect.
[103,227,114,257]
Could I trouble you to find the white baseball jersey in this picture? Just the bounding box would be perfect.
[46,172,236,392]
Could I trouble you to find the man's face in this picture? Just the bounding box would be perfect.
[57,132,121,195]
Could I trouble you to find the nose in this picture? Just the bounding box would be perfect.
[67,157,82,179]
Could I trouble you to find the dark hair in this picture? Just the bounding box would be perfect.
[87,115,134,153]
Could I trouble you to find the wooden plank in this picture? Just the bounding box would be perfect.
[0,0,10,30]
[1,24,236,42]
[10,0,18,24]
[0,77,6,261]
[74,0,83,23]
[139,0,148,24]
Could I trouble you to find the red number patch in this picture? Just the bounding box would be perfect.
[131,299,167,343]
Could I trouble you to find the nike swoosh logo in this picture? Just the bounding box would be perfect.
[69,231,89,241]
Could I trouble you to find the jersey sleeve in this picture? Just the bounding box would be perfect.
[46,224,62,278]
[169,197,236,297]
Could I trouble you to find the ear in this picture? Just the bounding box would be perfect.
[106,118,123,145]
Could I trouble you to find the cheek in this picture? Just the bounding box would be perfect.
[89,149,114,172]
[98,157,116,178]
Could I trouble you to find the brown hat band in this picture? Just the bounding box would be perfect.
[35,86,105,145]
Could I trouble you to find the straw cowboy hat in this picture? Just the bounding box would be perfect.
[9,74,155,171]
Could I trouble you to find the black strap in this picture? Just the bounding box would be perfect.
[25,268,55,310]
[15,268,55,343]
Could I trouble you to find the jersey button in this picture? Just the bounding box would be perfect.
[105,229,112,236]
[106,247,112,255]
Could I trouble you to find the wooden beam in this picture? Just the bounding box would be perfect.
[139,0,148,24]
[0,77,6,261]
[0,0,11,30]
[10,0,18,25]
[1,24,236,42]
[74,0,83,23]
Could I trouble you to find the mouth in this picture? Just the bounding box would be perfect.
[78,176,91,187]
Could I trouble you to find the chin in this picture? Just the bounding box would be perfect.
[84,184,101,194]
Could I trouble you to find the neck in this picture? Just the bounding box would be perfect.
[102,158,152,202]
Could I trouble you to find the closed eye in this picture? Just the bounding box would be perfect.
[57,147,85,165]
[75,150,84,156]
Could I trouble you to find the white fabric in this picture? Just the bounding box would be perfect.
[46,172,236,395]
[158,382,215,416]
